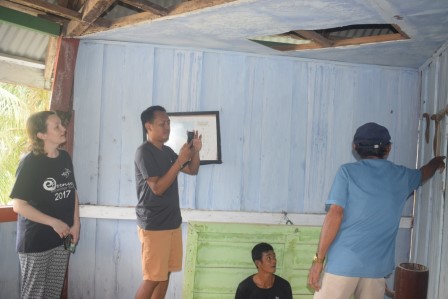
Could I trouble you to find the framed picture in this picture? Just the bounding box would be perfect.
[165,111,222,165]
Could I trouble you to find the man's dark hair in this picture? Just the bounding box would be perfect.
[140,105,166,141]
[140,105,166,126]
[354,143,390,159]
[251,242,274,264]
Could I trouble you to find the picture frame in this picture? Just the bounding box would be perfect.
[165,111,222,165]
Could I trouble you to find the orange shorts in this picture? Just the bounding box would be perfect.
[137,226,183,281]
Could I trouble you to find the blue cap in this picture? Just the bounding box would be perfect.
[353,122,391,147]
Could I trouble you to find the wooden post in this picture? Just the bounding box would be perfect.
[386,263,429,299]
[50,37,79,299]
[0,206,17,222]
[50,37,80,157]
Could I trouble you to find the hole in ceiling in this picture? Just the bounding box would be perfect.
[249,24,409,51]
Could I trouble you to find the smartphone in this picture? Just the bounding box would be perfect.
[187,131,194,145]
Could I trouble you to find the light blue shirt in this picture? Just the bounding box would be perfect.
[325,159,421,278]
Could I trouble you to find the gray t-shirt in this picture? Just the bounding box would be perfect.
[134,142,181,230]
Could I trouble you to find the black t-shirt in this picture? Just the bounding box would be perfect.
[134,142,181,230]
[10,150,77,253]
[235,274,293,299]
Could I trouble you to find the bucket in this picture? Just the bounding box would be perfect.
[385,263,429,299]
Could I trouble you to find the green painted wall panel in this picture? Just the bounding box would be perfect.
[0,7,60,36]
[184,222,320,299]
[194,268,255,293]
[196,241,286,268]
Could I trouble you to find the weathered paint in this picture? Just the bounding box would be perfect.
[413,40,448,299]
[0,40,425,298]
[50,37,79,156]
[0,221,20,298]
[82,0,448,69]
[67,40,422,298]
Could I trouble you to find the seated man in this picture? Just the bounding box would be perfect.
[235,242,293,299]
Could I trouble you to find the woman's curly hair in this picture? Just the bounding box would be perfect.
[26,111,57,155]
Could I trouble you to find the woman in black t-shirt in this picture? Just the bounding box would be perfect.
[10,111,80,299]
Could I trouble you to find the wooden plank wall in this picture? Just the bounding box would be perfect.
[414,41,448,299]
[0,221,20,298]
[68,40,421,298]
[183,222,320,299]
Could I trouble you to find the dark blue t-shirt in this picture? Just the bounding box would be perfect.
[235,274,293,299]
[10,150,77,253]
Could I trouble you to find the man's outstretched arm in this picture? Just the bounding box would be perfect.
[420,156,445,183]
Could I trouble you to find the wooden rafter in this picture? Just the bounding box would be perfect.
[0,0,47,17]
[168,0,236,14]
[293,30,334,47]
[64,0,115,36]
[270,42,323,52]
[0,5,61,35]
[107,10,160,31]
[81,0,115,22]
[270,28,408,52]
[44,36,59,83]
[89,0,239,36]
[0,1,70,25]
[120,0,168,16]
[333,33,406,47]
[6,0,82,20]
[3,0,239,37]
[391,24,409,39]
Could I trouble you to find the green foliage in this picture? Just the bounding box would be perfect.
[0,83,50,205]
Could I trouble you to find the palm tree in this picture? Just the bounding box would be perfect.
[0,83,50,205]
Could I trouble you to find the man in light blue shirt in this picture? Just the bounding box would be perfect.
[308,122,445,299]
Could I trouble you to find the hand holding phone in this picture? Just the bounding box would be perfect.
[187,131,194,147]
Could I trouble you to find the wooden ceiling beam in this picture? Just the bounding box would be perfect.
[4,0,242,37]
[0,0,44,17]
[107,10,159,30]
[57,0,87,11]
[168,0,237,14]
[333,33,406,47]
[81,0,115,22]
[64,18,110,36]
[107,0,238,33]
[0,2,73,25]
[119,0,168,16]
[107,0,241,31]
[293,30,334,48]
[391,24,409,39]
[270,42,323,52]
[0,6,61,35]
[64,0,115,36]
[44,36,59,83]
[6,0,82,20]
[271,32,407,52]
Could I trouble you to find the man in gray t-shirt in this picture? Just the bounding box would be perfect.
[134,105,201,299]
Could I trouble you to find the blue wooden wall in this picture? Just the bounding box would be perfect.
[73,41,420,213]
[0,221,20,297]
[413,41,448,299]
[66,40,422,298]
[0,40,424,299]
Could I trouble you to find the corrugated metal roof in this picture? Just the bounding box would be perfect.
[0,23,49,63]
[0,0,183,89]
